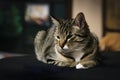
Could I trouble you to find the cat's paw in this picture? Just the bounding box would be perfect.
[76,63,87,69]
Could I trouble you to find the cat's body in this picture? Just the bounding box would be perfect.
[34,12,101,69]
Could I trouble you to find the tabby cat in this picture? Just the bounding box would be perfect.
[34,12,100,69]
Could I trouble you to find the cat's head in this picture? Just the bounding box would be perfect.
[51,12,90,51]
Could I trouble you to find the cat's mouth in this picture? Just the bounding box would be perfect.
[56,45,71,53]
[62,45,69,50]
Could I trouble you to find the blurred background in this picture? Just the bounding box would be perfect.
[0,0,120,58]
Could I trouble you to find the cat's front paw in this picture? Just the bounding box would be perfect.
[76,63,87,69]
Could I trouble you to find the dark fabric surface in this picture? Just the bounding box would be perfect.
[0,52,120,80]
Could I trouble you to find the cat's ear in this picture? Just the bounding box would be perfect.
[50,16,59,26]
[74,12,88,28]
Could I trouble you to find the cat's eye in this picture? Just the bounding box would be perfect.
[56,36,60,39]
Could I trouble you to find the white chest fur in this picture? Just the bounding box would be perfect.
[73,52,84,62]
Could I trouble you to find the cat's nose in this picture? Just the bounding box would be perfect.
[59,44,64,49]
[59,40,67,49]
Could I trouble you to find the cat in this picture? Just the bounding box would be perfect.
[34,12,101,69]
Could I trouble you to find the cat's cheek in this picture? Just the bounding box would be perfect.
[76,63,87,69]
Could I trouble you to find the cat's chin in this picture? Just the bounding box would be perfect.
[56,47,68,53]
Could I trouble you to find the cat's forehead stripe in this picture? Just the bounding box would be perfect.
[59,19,73,33]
